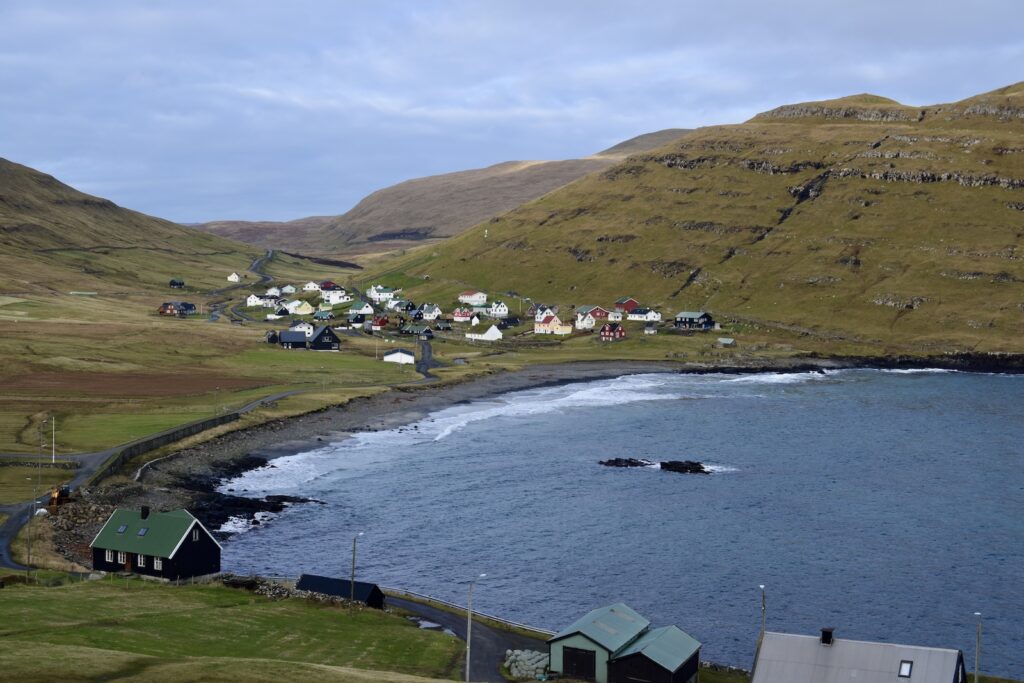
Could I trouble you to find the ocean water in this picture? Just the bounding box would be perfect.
[220,369,1024,676]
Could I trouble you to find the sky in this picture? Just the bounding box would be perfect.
[0,1,1021,223]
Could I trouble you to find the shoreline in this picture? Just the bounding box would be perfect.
[130,353,1006,534]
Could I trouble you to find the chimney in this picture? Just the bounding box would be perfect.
[141,506,150,520]
[820,628,835,646]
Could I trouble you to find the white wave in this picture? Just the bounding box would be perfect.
[724,371,836,385]
[217,511,276,535]
[704,463,739,473]
[876,368,956,374]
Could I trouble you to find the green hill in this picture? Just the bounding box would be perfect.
[368,84,1024,355]
[192,130,691,255]
[0,158,259,292]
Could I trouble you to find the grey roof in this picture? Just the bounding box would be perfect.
[752,632,964,683]
[614,625,700,673]
[279,331,307,343]
[550,603,650,653]
[676,311,709,318]
[384,348,414,357]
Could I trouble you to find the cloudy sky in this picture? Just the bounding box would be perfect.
[1,1,1020,223]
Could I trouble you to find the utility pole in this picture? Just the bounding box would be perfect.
[974,612,982,683]
[51,416,55,464]
[759,584,766,640]
[466,573,486,683]
[350,532,363,606]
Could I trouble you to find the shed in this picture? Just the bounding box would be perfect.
[717,337,736,347]
[751,630,967,683]
[295,574,386,609]
[383,348,416,365]
[279,330,309,349]
[90,507,220,580]
[609,626,700,683]
[169,278,185,289]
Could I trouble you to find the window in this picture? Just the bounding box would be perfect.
[899,660,913,678]
[105,549,113,563]
[116,524,127,534]
[117,551,126,564]
[137,554,146,568]
[137,527,148,536]
[192,529,199,542]
[153,558,163,571]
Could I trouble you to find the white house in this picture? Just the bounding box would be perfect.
[534,305,556,322]
[351,302,375,315]
[470,314,481,326]
[627,308,662,322]
[321,290,353,305]
[246,294,267,308]
[265,286,281,297]
[576,312,597,329]
[303,281,321,292]
[280,284,296,294]
[382,348,416,365]
[466,325,503,341]
[284,300,315,316]
[288,321,315,337]
[458,290,488,306]
[488,301,509,318]
[368,285,399,303]
[227,272,240,282]
[420,303,443,321]
[608,310,623,322]
[452,307,473,322]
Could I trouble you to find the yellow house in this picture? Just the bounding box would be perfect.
[534,314,573,335]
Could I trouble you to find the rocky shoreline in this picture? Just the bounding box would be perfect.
[51,353,1024,565]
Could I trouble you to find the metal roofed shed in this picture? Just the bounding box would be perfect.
[751,630,967,683]
[295,574,386,609]
[549,603,701,683]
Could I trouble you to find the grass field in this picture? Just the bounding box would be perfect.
[0,464,76,504]
[0,579,462,681]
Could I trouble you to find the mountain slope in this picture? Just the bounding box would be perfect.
[0,158,258,292]
[374,84,1024,354]
[192,129,692,254]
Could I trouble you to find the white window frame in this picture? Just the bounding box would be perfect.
[116,551,126,564]
[137,554,146,568]
[153,557,163,571]
[105,549,113,563]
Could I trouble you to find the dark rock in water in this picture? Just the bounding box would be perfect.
[599,458,710,474]
[600,458,655,468]
[660,460,710,474]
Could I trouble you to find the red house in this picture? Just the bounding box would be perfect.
[614,297,641,313]
[577,305,611,319]
[372,315,389,331]
[320,280,342,291]
[600,322,626,342]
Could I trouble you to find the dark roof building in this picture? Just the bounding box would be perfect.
[674,311,714,330]
[548,603,700,683]
[279,330,309,349]
[169,278,185,289]
[295,574,386,609]
[90,507,220,580]
[752,630,967,683]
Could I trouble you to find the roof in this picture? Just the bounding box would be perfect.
[460,290,483,295]
[752,632,963,683]
[539,315,556,324]
[295,574,384,602]
[676,311,709,318]
[616,296,638,304]
[311,326,334,340]
[279,331,308,343]
[90,508,219,558]
[550,603,650,653]
[633,307,652,314]
[384,348,415,358]
[614,625,701,672]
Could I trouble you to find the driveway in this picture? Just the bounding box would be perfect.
[387,595,549,682]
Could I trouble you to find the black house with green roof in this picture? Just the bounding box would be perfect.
[90,507,221,580]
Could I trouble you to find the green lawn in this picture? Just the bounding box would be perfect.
[0,464,76,504]
[0,579,461,681]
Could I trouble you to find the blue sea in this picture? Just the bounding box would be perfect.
[219,369,1024,677]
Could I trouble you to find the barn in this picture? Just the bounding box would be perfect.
[295,574,386,609]
[548,603,700,683]
[90,507,221,580]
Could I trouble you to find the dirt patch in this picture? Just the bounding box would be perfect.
[3,372,267,397]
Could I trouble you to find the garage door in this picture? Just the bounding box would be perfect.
[564,646,597,681]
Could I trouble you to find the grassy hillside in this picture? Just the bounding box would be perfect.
[192,130,691,255]
[0,577,461,682]
[368,84,1024,355]
[0,158,260,293]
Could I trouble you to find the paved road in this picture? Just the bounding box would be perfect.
[0,389,301,571]
[387,596,548,682]
[207,249,274,322]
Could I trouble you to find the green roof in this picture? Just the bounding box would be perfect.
[90,508,212,558]
[550,603,649,653]
[613,625,700,672]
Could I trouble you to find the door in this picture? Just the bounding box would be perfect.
[564,646,597,681]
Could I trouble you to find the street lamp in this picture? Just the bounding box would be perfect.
[974,612,982,683]
[759,584,766,639]
[350,532,364,605]
[465,573,486,683]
